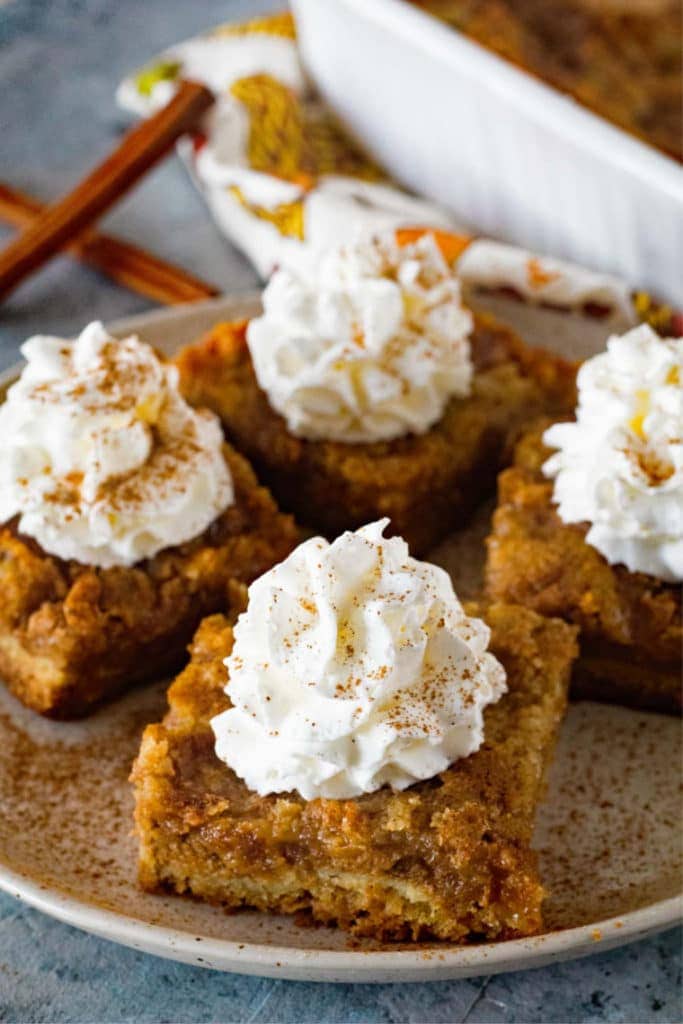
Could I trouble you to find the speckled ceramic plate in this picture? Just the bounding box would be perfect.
[0,294,680,983]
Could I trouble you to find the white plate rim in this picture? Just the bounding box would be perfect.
[1,861,680,982]
[0,295,680,981]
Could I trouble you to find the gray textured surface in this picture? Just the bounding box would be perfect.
[0,0,266,369]
[0,1,681,1021]
[0,899,681,1024]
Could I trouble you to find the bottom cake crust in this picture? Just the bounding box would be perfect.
[572,641,681,715]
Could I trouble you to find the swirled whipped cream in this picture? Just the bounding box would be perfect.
[543,325,683,582]
[246,233,473,443]
[211,520,506,800]
[0,321,234,568]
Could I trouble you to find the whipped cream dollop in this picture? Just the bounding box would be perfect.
[0,321,234,568]
[543,325,683,582]
[246,233,473,443]
[212,520,506,800]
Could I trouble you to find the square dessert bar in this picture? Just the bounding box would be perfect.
[0,446,297,719]
[132,602,577,942]
[175,314,576,555]
[486,423,682,714]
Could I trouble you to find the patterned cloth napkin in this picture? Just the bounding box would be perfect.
[118,10,677,330]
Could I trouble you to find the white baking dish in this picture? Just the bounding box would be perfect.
[292,0,683,307]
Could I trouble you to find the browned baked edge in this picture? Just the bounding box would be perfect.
[408,1,682,162]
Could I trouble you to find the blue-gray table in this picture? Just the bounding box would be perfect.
[0,2,681,1021]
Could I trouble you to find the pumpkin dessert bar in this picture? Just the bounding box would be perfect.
[132,602,577,942]
[0,447,297,718]
[485,423,682,714]
[176,314,575,555]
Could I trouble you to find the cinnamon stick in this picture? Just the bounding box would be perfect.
[0,182,218,305]
[0,80,214,301]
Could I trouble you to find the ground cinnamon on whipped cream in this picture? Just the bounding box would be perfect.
[211,519,506,799]
[0,321,234,567]
[245,233,473,443]
[543,324,683,582]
